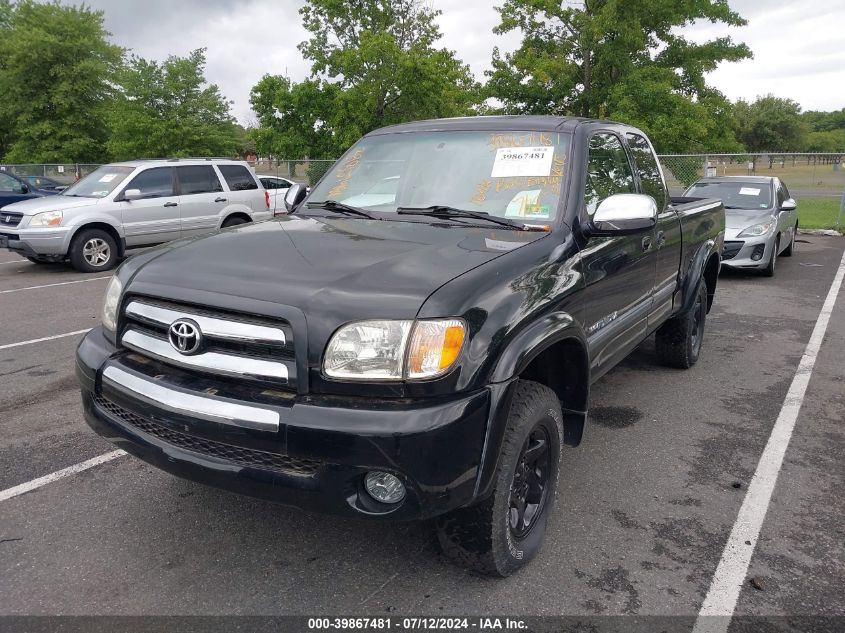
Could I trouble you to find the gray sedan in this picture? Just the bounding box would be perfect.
[684,176,798,276]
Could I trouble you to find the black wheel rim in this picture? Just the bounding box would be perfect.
[509,423,551,539]
[691,292,704,354]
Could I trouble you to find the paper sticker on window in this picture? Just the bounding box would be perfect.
[98,174,117,183]
[491,147,554,178]
[505,190,550,219]
[739,187,761,196]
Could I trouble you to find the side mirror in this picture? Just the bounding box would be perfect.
[780,198,797,211]
[20,184,29,194]
[284,183,307,212]
[123,189,143,201]
[589,194,657,236]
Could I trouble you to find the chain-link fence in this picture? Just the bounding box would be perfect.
[0,163,101,185]
[658,153,845,232]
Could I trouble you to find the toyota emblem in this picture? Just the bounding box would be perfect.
[168,319,202,355]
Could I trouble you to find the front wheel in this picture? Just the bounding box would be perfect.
[68,228,117,273]
[436,380,563,577]
[781,223,797,257]
[655,281,708,369]
[762,236,779,277]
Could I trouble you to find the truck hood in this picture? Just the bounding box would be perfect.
[125,215,546,322]
[3,195,101,215]
[725,209,775,230]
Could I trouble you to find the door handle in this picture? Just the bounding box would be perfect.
[164,202,178,207]
[214,197,227,203]
[642,235,653,252]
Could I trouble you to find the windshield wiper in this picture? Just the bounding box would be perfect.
[396,205,528,230]
[306,199,378,219]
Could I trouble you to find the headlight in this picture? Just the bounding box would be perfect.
[101,275,123,332]
[738,222,773,237]
[29,210,63,227]
[323,318,466,381]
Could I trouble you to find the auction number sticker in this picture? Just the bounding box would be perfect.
[491,146,554,178]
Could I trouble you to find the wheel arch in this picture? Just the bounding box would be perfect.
[69,222,125,257]
[679,239,720,315]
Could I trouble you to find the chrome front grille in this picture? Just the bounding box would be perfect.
[120,298,296,388]
[0,211,23,228]
[93,394,320,475]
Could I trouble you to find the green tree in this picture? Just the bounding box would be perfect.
[487,0,751,152]
[732,95,808,152]
[0,0,122,163]
[252,0,479,158]
[107,49,239,160]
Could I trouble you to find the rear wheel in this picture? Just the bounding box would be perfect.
[762,236,778,277]
[68,228,117,273]
[436,380,562,577]
[655,281,708,369]
[221,216,250,228]
[782,223,797,257]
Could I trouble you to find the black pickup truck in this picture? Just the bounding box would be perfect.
[76,116,724,576]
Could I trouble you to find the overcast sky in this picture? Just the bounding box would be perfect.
[84,0,845,124]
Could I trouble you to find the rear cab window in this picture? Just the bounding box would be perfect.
[177,165,223,195]
[625,133,667,211]
[218,165,259,191]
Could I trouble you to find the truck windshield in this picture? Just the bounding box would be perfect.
[686,181,773,210]
[62,166,135,198]
[307,131,570,223]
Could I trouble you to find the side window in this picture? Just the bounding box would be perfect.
[584,133,636,215]
[259,178,276,189]
[625,133,667,211]
[218,165,258,191]
[0,173,24,193]
[781,181,791,200]
[124,167,174,199]
[177,166,223,195]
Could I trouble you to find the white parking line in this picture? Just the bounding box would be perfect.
[693,247,845,633]
[0,260,25,265]
[0,276,110,294]
[0,329,91,350]
[0,450,126,502]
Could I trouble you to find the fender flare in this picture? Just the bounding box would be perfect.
[678,239,719,315]
[474,312,590,500]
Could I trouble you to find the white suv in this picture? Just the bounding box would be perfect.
[0,158,270,272]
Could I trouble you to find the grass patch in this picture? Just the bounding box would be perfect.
[797,197,845,234]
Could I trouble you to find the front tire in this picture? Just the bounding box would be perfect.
[762,236,779,277]
[436,380,563,577]
[782,223,797,257]
[655,281,708,369]
[68,228,117,273]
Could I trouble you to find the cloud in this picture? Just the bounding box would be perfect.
[82,0,845,122]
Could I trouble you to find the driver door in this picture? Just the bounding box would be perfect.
[118,167,181,246]
[578,132,657,380]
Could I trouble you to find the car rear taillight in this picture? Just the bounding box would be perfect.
[264,190,270,209]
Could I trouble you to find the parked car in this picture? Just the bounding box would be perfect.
[77,117,724,576]
[684,176,798,276]
[0,159,270,272]
[257,175,294,214]
[0,170,60,208]
[23,175,68,192]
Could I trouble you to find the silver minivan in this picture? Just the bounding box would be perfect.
[0,159,270,272]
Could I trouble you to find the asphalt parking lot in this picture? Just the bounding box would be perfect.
[1,237,843,625]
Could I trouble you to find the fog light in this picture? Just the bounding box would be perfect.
[364,471,405,504]
[751,244,766,261]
